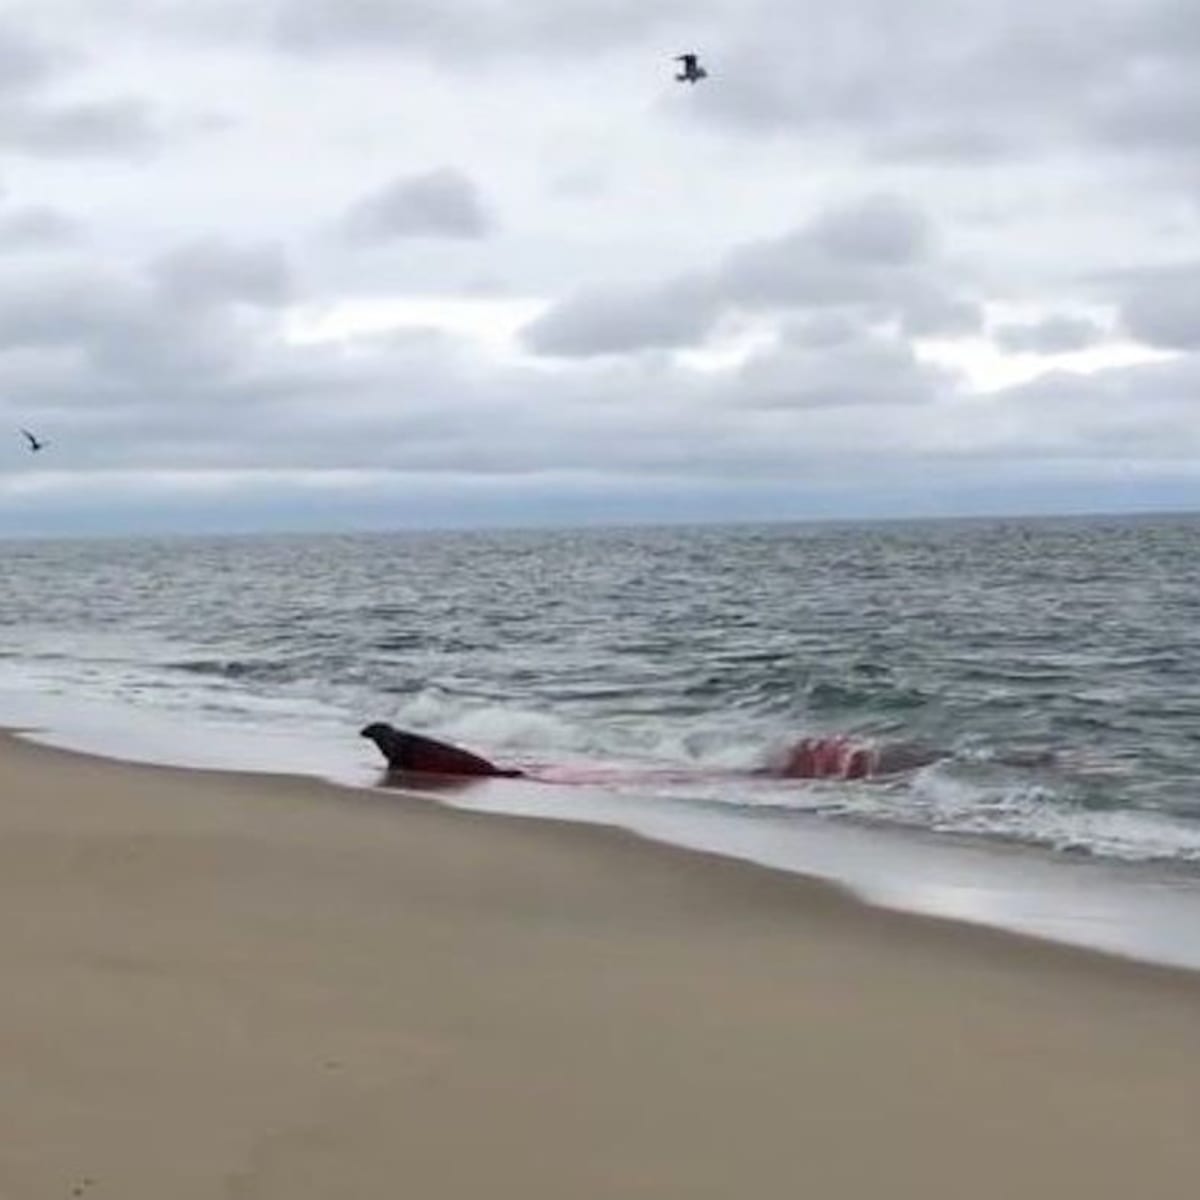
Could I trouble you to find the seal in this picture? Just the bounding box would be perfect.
[360,722,525,778]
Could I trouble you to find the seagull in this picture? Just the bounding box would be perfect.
[674,53,708,83]
[19,428,47,453]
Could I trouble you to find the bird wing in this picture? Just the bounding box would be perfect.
[19,428,35,446]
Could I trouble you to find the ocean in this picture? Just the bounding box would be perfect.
[6,514,1200,966]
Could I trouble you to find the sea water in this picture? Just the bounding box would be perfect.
[6,515,1200,967]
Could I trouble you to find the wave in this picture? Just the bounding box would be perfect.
[167,658,299,683]
[9,517,1200,874]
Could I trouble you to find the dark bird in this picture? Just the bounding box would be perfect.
[675,53,708,83]
[19,428,46,453]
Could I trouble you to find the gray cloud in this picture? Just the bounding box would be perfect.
[993,314,1107,354]
[0,97,162,158]
[1091,72,1200,151]
[151,240,294,309]
[720,195,984,338]
[545,164,610,200]
[0,205,85,251]
[898,286,983,338]
[805,193,931,263]
[271,0,470,54]
[0,21,166,158]
[11,318,1196,492]
[0,267,143,351]
[340,168,493,243]
[718,196,980,336]
[269,0,702,58]
[721,195,932,305]
[0,226,953,486]
[524,194,981,357]
[782,313,862,348]
[975,353,1200,461]
[19,0,700,58]
[1119,266,1200,349]
[685,3,1058,150]
[731,331,953,410]
[522,277,719,357]
[673,0,1200,180]
[3,240,1199,519]
[29,0,1200,183]
[0,258,274,421]
[0,24,60,94]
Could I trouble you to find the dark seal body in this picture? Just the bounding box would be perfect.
[361,722,524,778]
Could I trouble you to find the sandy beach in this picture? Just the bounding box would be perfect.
[3,731,1200,1199]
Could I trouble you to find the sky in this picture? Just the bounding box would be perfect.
[1,0,1199,535]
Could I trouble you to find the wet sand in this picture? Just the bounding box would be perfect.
[3,730,1200,1199]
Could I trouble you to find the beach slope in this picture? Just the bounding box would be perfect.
[2,732,1199,1199]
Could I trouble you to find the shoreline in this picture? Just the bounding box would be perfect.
[5,730,1200,1197]
[5,725,1200,986]
[12,700,1200,975]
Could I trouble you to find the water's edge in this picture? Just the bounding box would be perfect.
[9,688,1200,977]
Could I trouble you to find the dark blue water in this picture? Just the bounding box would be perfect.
[4,514,1200,865]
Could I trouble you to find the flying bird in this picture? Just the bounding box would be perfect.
[674,53,708,83]
[19,428,46,453]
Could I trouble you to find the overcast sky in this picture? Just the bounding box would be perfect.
[1,0,1199,534]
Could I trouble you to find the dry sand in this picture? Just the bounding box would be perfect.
[2,730,1200,1199]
